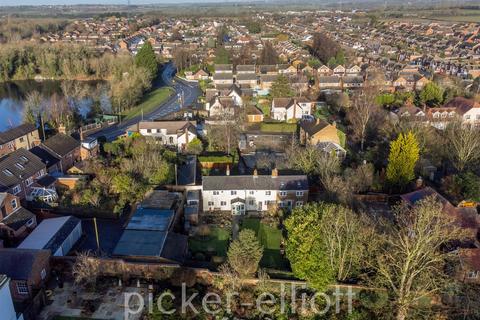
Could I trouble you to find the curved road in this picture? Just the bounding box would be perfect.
[90,62,201,141]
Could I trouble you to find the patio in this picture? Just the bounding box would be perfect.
[39,282,147,320]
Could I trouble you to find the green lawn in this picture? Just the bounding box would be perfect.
[189,227,231,257]
[241,218,289,270]
[260,122,297,133]
[121,86,174,121]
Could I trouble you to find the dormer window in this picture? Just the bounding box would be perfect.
[19,156,29,163]
[3,169,13,176]
[15,163,25,170]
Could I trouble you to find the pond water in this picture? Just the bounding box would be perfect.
[0,80,112,131]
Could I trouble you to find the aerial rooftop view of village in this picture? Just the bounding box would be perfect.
[0,0,479,319]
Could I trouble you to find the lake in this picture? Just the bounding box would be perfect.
[0,80,111,132]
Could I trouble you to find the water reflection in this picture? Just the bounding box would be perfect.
[0,80,111,131]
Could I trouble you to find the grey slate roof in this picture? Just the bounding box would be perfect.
[30,146,60,169]
[0,207,35,231]
[202,175,308,191]
[0,149,46,191]
[0,123,36,144]
[42,133,80,157]
[213,73,234,81]
[0,248,50,280]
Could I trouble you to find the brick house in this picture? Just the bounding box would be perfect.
[0,192,36,241]
[0,149,48,201]
[0,124,40,157]
[0,248,51,302]
[38,133,81,173]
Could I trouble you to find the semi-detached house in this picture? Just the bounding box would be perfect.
[202,169,308,215]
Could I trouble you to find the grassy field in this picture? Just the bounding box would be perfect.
[241,218,289,270]
[121,86,174,121]
[189,227,231,257]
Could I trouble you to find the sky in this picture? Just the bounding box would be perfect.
[0,0,253,5]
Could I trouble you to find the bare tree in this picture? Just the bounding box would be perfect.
[320,205,375,281]
[347,84,380,151]
[444,121,480,172]
[72,251,101,288]
[372,197,465,320]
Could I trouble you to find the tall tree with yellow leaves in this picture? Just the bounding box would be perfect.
[386,131,419,190]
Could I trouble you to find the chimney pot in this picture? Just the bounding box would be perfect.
[253,168,258,177]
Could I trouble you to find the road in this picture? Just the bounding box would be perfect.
[90,62,201,141]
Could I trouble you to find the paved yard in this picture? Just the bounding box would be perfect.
[39,282,146,320]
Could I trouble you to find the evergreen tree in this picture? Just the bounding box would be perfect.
[418,82,443,107]
[270,74,294,98]
[135,41,158,79]
[227,229,263,278]
[386,131,420,190]
[285,202,336,292]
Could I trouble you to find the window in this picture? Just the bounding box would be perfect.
[220,201,227,206]
[208,201,214,206]
[19,137,24,143]
[249,190,255,195]
[26,177,33,186]
[467,271,479,279]
[465,115,471,120]
[16,282,29,295]
[169,137,174,144]
[213,191,220,195]
[3,169,13,176]
[279,191,287,197]
[477,115,480,120]
[26,218,35,227]
[231,191,237,195]
[249,200,255,205]
[15,163,25,170]
[296,201,304,207]
[12,185,21,195]
[11,199,17,210]
[278,201,285,208]
[41,268,47,280]
[265,191,271,196]
[296,191,304,197]
[147,129,152,133]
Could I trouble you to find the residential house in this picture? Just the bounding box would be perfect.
[0,149,48,201]
[342,76,364,89]
[444,97,480,126]
[299,118,341,146]
[318,76,342,89]
[202,169,309,214]
[236,65,256,74]
[0,248,51,302]
[260,74,279,91]
[0,124,40,157]
[207,96,236,118]
[215,64,233,73]
[38,133,81,173]
[400,187,480,242]
[80,135,99,160]
[317,65,332,76]
[246,105,264,123]
[346,65,362,75]
[213,73,234,87]
[0,193,36,241]
[457,248,480,284]
[236,73,258,88]
[333,65,346,76]
[192,69,209,81]
[259,65,278,75]
[271,98,313,121]
[415,76,430,90]
[0,275,22,320]
[127,121,198,151]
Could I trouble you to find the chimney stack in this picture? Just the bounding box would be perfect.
[79,127,84,141]
[253,168,258,177]
[226,164,230,176]
[58,124,67,135]
[271,168,278,177]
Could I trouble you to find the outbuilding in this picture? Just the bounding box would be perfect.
[18,216,82,256]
